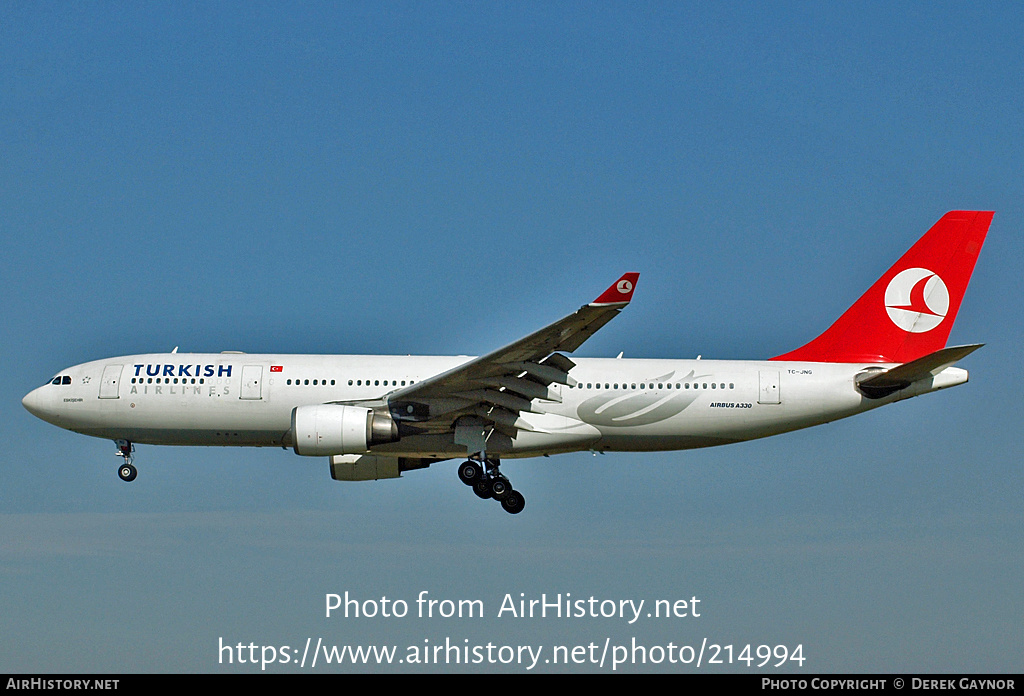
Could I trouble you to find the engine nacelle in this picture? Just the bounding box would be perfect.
[291,404,399,456]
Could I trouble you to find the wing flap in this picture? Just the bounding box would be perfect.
[480,376,562,402]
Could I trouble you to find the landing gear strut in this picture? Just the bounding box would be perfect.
[115,440,137,482]
[458,457,525,514]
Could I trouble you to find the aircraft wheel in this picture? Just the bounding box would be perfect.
[489,476,510,500]
[473,479,493,499]
[500,490,525,515]
[458,461,483,486]
[118,464,138,482]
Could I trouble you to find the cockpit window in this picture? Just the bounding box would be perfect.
[49,376,72,386]
[62,376,71,385]
[50,377,61,385]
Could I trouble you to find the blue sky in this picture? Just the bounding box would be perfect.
[2,2,1021,673]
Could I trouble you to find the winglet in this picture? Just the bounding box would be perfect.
[591,273,640,306]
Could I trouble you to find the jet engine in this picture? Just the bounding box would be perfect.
[291,404,399,456]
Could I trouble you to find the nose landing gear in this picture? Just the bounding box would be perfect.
[115,440,137,482]
[458,457,525,514]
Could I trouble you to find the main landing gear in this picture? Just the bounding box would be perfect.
[115,440,137,482]
[458,458,525,514]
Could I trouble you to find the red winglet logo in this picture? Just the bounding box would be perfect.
[592,273,640,305]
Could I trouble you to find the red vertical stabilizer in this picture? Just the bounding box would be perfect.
[771,211,992,364]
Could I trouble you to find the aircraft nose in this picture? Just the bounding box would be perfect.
[22,386,51,420]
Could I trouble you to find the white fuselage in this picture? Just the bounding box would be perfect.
[22,352,968,460]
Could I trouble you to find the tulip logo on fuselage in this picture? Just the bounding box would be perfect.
[884,268,949,333]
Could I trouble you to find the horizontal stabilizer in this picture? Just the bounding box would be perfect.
[856,344,983,398]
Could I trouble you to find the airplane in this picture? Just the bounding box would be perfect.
[23,210,992,514]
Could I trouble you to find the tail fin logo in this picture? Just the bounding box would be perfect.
[884,268,949,333]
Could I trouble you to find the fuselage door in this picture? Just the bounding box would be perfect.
[758,370,781,404]
[99,364,123,399]
[240,365,263,400]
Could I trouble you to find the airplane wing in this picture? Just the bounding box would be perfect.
[383,273,639,439]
